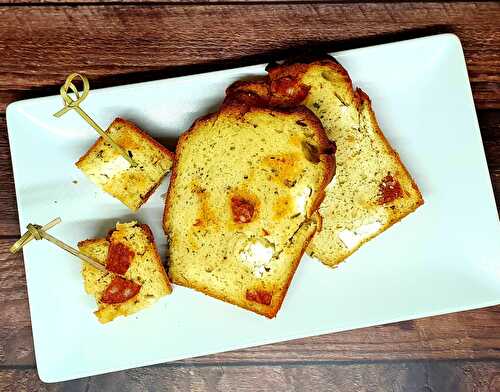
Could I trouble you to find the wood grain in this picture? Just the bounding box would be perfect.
[1,0,498,4]
[0,1,499,388]
[0,116,19,236]
[0,2,498,113]
[1,239,499,368]
[0,361,499,391]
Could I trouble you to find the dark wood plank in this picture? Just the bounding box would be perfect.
[0,360,499,391]
[1,239,499,367]
[0,2,498,113]
[1,0,497,4]
[484,137,500,212]
[0,116,19,236]
[479,110,499,142]
[0,3,498,390]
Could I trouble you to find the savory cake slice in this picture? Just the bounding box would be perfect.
[227,56,423,267]
[76,118,174,211]
[163,97,335,318]
[78,221,172,323]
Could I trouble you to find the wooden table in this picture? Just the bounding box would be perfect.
[1,1,499,390]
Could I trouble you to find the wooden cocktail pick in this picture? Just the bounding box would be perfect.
[10,217,107,273]
[53,73,137,167]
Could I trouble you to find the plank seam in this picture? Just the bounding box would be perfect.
[1,357,499,371]
[0,0,498,8]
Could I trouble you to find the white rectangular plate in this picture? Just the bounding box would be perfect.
[6,34,500,382]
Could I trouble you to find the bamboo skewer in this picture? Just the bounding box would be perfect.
[9,217,61,254]
[53,73,137,167]
[10,218,107,273]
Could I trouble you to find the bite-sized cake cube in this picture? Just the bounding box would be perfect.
[78,221,172,323]
[76,118,174,211]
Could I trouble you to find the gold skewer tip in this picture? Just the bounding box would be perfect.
[9,217,61,254]
[53,73,137,167]
[10,218,107,273]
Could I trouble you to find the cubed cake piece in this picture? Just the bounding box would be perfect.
[78,221,172,323]
[76,118,174,211]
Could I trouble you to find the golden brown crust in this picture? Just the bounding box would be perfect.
[76,117,174,167]
[137,180,162,209]
[80,221,172,323]
[168,275,274,317]
[75,137,103,169]
[163,103,335,230]
[228,57,423,268]
[225,73,336,221]
[222,94,337,210]
[307,87,424,267]
[77,238,109,254]
[78,226,171,293]
[76,117,175,211]
[227,57,351,110]
[355,88,424,210]
[164,99,334,318]
[113,118,175,160]
[170,215,318,318]
[162,113,218,235]
[136,223,173,293]
[265,214,318,317]
[223,80,271,108]
[297,109,336,217]
[328,89,423,260]
[265,53,340,70]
